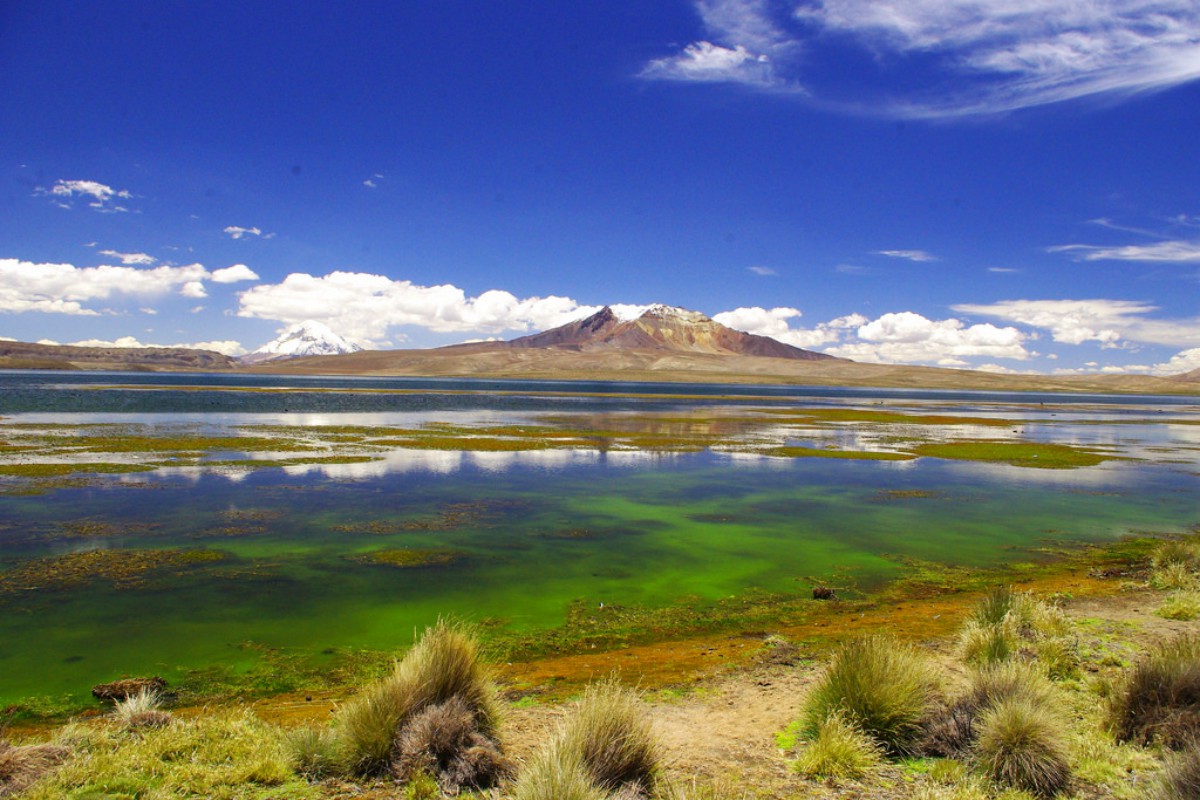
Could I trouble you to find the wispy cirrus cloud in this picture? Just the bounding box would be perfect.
[1048,240,1200,263]
[37,179,134,212]
[641,0,803,90]
[875,249,937,262]
[643,0,1200,116]
[746,265,777,276]
[99,250,156,266]
[224,225,273,240]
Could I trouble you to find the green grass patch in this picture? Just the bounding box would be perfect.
[909,440,1114,468]
[355,548,465,569]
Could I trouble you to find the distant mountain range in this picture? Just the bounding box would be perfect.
[1,304,1196,395]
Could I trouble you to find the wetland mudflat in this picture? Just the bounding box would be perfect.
[1,371,1197,714]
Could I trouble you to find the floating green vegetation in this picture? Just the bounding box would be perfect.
[0,548,225,593]
[872,490,949,501]
[355,547,464,568]
[0,462,159,477]
[54,519,160,538]
[333,500,521,534]
[757,445,915,461]
[909,440,1115,469]
[76,434,312,453]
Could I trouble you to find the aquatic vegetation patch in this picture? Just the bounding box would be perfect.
[0,462,159,477]
[910,440,1115,468]
[0,548,225,593]
[355,548,465,568]
[53,519,160,538]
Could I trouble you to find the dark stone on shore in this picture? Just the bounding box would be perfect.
[812,586,836,600]
[91,676,167,702]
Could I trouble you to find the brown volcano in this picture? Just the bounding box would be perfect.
[506,305,838,361]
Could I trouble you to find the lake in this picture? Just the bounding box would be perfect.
[1,371,1197,711]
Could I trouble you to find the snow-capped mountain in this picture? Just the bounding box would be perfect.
[241,321,363,363]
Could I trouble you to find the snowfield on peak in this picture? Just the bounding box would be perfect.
[241,321,363,363]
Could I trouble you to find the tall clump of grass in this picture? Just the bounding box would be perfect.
[513,677,659,800]
[959,587,1078,680]
[1108,634,1200,749]
[801,635,940,757]
[1153,739,1200,800]
[112,688,172,731]
[923,661,1061,758]
[793,710,883,780]
[973,696,1071,798]
[296,619,508,791]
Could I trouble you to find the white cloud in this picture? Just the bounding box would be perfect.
[364,173,384,188]
[1155,347,1200,375]
[180,281,208,299]
[714,306,867,349]
[641,0,803,89]
[646,0,1200,116]
[642,41,778,86]
[747,265,777,276]
[988,267,1020,273]
[236,271,606,344]
[210,263,260,283]
[38,179,133,212]
[875,249,937,262]
[0,258,231,315]
[99,250,156,266]
[952,298,1200,347]
[224,226,269,240]
[1048,240,1200,263]
[63,336,246,357]
[823,311,1031,365]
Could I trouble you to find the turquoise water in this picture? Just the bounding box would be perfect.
[0,372,1197,707]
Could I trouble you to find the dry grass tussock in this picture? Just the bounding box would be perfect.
[514,677,659,800]
[802,635,941,756]
[0,739,70,798]
[301,619,508,789]
[112,687,173,731]
[973,695,1071,798]
[959,587,1078,679]
[923,661,1061,758]
[1153,739,1200,800]
[793,709,883,780]
[1109,634,1200,749]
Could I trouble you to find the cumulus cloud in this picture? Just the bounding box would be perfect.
[210,263,260,283]
[644,0,1200,116]
[1155,347,1200,375]
[38,179,134,212]
[99,250,156,265]
[224,226,270,240]
[825,311,1031,365]
[952,298,1200,347]
[875,249,937,262]
[1049,240,1200,263]
[62,336,246,356]
[236,271,605,344]
[714,306,867,349]
[0,258,248,316]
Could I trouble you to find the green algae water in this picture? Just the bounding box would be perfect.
[1,372,1198,710]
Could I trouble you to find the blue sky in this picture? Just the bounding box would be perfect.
[2,0,1198,374]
